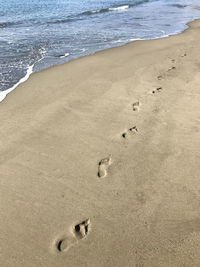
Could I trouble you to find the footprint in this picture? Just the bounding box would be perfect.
[56,219,91,253]
[157,75,164,80]
[98,156,112,178]
[181,52,187,57]
[152,87,162,94]
[167,66,176,72]
[74,219,91,239]
[132,101,140,111]
[56,238,74,253]
[122,126,138,138]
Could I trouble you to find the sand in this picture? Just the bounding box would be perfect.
[1,20,200,267]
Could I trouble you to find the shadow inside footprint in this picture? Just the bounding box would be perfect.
[132,101,140,111]
[157,75,163,80]
[168,66,176,71]
[57,239,68,252]
[122,126,138,138]
[98,156,112,178]
[181,53,187,57]
[56,219,91,253]
[152,87,162,94]
[74,219,91,239]
[56,237,74,253]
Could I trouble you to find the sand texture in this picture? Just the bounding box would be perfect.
[1,20,200,267]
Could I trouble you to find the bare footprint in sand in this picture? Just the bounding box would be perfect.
[132,101,140,111]
[181,52,187,57]
[152,87,162,94]
[56,237,74,252]
[167,66,176,72]
[56,219,91,253]
[74,219,91,239]
[157,75,164,80]
[122,126,138,138]
[98,156,112,178]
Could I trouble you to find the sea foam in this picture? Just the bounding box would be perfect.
[59,53,70,58]
[0,65,34,102]
[109,5,129,11]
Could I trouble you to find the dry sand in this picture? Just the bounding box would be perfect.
[1,20,200,267]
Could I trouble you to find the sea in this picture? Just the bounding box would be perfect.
[1,0,200,100]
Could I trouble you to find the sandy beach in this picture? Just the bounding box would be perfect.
[1,19,200,266]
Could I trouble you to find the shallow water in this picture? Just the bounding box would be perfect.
[0,0,200,93]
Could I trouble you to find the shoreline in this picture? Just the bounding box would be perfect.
[1,18,200,266]
[0,18,195,103]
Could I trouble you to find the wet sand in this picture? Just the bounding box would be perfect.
[1,20,200,267]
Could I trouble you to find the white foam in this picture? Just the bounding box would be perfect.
[87,5,129,14]
[0,64,34,102]
[59,52,70,58]
[91,10,100,14]
[109,5,129,11]
[81,48,88,52]
[129,38,143,41]
[111,39,124,43]
[0,47,46,103]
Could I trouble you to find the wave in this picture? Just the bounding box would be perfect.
[0,65,34,102]
[0,21,15,28]
[82,5,129,15]
[81,1,149,16]
[109,5,129,11]
[48,17,74,24]
[170,4,188,9]
[0,46,46,102]
[49,0,150,25]
[48,5,128,25]
[59,53,70,58]
[48,5,131,24]
[1,0,150,28]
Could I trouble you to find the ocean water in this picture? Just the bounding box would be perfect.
[1,0,200,96]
